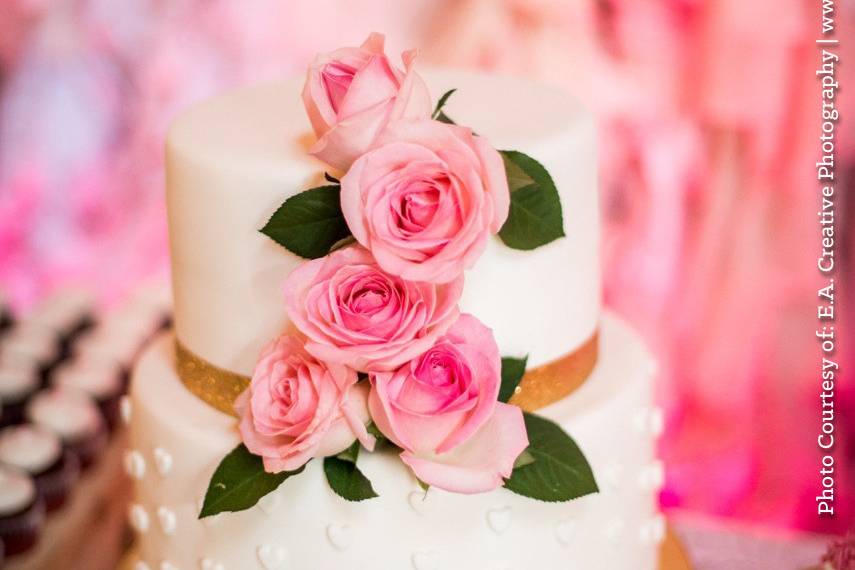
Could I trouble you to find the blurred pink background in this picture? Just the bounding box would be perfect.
[1,0,852,535]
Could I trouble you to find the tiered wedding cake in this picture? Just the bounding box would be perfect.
[125,35,664,570]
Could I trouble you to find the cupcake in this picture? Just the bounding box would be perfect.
[0,363,40,428]
[28,290,96,357]
[0,291,13,334]
[0,322,62,384]
[0,465,45,558]
[0,425,80,512]
[72,324,145,392]
[51,358,124,431]
[26,388,107,471]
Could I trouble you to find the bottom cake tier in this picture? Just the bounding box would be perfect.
[125,313,664,570]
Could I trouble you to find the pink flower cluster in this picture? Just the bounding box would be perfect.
[237,34,527,494]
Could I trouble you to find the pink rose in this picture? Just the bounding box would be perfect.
[341,120,510,283]
[283,245,463,372]
[302,32,432,171]
[368,314,528,493]
[236,334,374,473]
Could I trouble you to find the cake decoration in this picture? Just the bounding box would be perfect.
[194,33,599,518]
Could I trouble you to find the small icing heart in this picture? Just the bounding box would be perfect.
[120,396,132,424]
[133,561,150,570]
[157,506,177,535]
[486,506,511,534]
[257,544,289,570]
[258,490,282,515]
[200,557,225,570]
[124,450,146,480]
[408,490,428,515]
[326,523,352,551]
[554,519,576,546]
[160,562,178,570]
[411,550,439,570]
[153,447,173,476]
[128,503,149,533]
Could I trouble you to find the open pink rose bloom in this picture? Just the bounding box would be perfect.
[302,32,432,171]
[368,314,528,493]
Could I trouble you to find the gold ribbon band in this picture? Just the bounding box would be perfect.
[175,341,250,416]
[175,332,599,417]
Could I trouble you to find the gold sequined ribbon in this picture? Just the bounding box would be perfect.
[175,332,599,417]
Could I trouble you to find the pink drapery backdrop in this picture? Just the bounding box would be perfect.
[0,0,852,533]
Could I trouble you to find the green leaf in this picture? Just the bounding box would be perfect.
[499,355,528,403]
[336,440,360,464]
[199,444,305,518]
[513,449,536,469]
[260,185,352,259]
[432,89,457,120]
[323,450,378,502]
[504,413,598,502]
[498,151,565,250]
[435,111,456,125]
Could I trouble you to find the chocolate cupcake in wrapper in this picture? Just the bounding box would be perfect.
[1,322,62,385]
[28,290,96,358]
[0,465,45,558]
[26,388,107,471]
[0,291,13,334]
[0,425,80,512]
[52,358,123,431]
[0,362,40,428]
[73,323,145,392]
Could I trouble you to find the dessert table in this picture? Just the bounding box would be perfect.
[669,511,831,570]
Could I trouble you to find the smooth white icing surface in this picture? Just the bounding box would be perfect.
[129,314,659,569]
[0,465,36,514]
[0,425,61,474]
[26,388,103,441]
[166,70,600,375]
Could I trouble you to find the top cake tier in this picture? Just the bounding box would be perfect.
[166,69,600,376]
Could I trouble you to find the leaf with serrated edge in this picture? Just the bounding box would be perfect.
[504,413,598,502]
[199,444,305,518]
[498,150,565,250]
[499,355,528,403]
[259,185,352,259]
[323,454,378,502]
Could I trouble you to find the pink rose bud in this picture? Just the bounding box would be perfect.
[341,119,510,283]
[283,245,463,372]
[302,32,432,171]
[368,314,528,494]
[236,335,374,473]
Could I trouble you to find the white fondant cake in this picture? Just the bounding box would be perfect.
[166,71,600,375]
[127,68,662,569]
[129,315,661,569]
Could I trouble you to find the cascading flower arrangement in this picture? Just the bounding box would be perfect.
[200,33,597,517]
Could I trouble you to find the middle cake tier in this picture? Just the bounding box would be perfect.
[166,69,600,376]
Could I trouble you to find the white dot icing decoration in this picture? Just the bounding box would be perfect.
[129,503,150,533]
[153,447,174,476]
[257,544,289,570]
[486,506,511,534]
[157,506,177,536]
[411,550,440,570]
[326,523,352,551]
[554,519,577,546]
[120,396,132,424]
[124,450,146,480]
